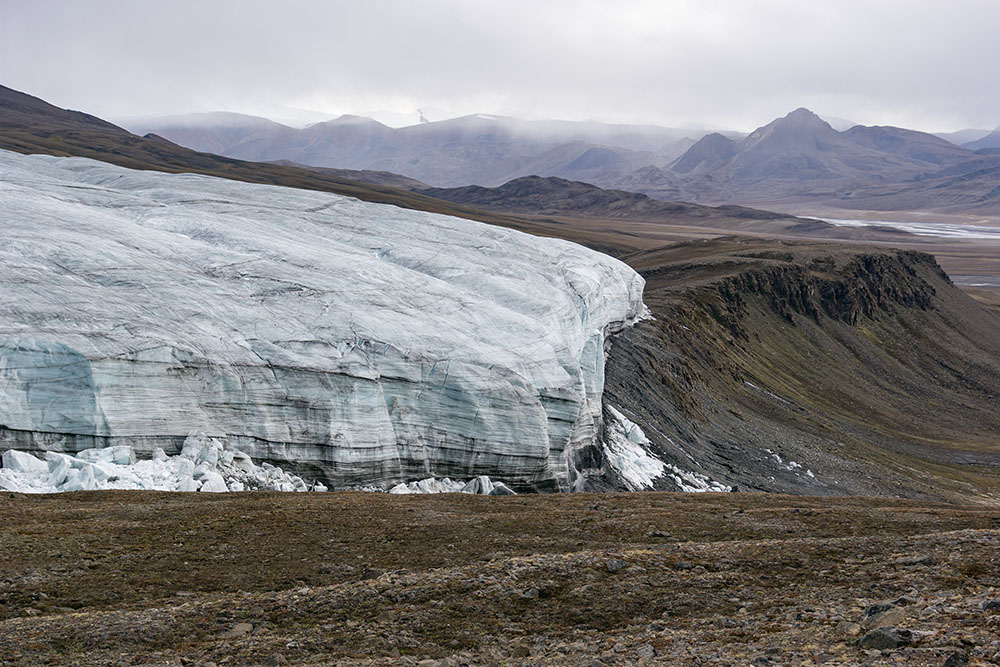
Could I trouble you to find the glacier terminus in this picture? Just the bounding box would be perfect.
[0,149,648,492]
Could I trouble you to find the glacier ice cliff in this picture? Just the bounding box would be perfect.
[0,149,645,491]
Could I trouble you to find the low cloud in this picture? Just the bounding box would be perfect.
[2,0,997,131]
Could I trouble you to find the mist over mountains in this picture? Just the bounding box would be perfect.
[125,112,706,188]
[128,108,1000,215]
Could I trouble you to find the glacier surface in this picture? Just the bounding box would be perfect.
[0,149,645,491]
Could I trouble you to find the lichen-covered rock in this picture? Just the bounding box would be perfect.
[0,150,645,491]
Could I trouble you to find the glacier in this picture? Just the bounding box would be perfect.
[0,149,645,491]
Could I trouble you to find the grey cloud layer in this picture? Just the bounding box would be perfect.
[1,0,997,131]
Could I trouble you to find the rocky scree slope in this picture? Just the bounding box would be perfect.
[603,237,1000,501]
[0,149,645,492]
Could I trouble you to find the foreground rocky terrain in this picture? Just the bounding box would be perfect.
[0,491,998,665]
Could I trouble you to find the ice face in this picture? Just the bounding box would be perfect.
[0,150,645,491]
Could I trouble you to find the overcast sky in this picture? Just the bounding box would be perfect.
[2,0,998,132]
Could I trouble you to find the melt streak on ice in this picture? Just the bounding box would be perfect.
[0,150,645,491]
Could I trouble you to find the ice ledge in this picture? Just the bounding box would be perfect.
[0,433,524,495]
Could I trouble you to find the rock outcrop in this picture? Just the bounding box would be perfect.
[0,150,645,491]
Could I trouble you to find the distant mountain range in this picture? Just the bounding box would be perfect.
[129,107,1000,215]
[963,126,1000,151]
[0,83,843,254]
[649,109,999,208]
[124,112,721,187]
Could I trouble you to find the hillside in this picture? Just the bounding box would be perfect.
[421,175,785,220]
[267,159,430,190]
[605,237,1000,499]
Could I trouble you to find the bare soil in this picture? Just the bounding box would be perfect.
[1,491,999,665]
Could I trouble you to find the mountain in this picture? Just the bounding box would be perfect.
[720,108,912,184]
[841,124,974,165]
[936,127,993,146]
[659,107,995,212]
[129,111,716,187]
[964,126,1000,150]
[125,112,298,157]
[670,132,738,174]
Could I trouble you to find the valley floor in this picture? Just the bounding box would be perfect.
[1,492,998,665]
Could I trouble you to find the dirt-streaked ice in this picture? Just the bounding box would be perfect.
[0,150,645,491]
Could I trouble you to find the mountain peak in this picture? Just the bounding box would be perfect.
[331,114,381,124]
[739,107,838,150]
[671,133,737,174]
[780,107,828,127]
[788,106,818,117]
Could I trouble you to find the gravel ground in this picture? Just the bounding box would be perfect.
[0,491,998,665]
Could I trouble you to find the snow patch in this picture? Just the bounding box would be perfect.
[602,406,666,491]
[663,462,732,493]
[764,448,815,480]
[603,406,730,492]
